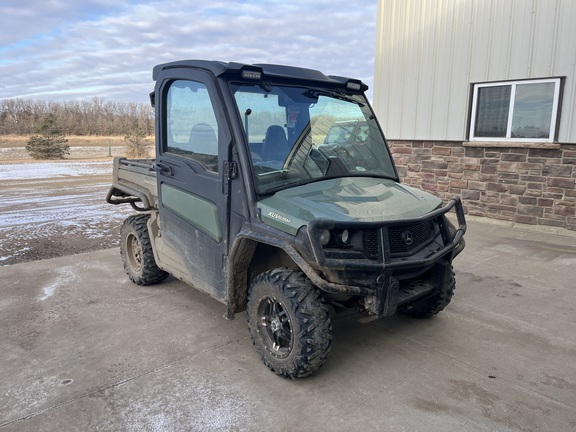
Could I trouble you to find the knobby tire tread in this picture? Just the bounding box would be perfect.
[404,266,456,318]
[120,214,168,286]
[247,268,332,379]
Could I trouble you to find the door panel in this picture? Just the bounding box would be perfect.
[160,183,221,242]
[155,70,230,300]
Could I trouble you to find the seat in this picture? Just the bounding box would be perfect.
[188,123,217,155]
[262,125,290,162]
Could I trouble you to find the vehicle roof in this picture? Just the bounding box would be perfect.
[152,59,368,91]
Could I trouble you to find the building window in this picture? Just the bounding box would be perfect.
[469,78,562,142]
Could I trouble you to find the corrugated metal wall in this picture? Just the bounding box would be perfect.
[374,0,576,142]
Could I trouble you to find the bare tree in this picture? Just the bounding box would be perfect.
[1,98,154,136]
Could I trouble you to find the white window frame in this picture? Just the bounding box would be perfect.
[469,78,562,142]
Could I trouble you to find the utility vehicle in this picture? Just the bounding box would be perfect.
[107,60,466,378]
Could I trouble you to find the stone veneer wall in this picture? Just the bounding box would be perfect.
[387,141,576,232]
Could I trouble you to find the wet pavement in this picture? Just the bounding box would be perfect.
[1,218,575,431]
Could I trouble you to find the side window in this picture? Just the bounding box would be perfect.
[165,80,219,172]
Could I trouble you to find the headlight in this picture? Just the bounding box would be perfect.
[319,229,331,246]
[340,229,350,244]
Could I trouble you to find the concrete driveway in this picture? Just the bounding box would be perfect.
[1,218,575,431]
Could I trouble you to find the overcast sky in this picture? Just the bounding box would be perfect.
[1,0,378,104]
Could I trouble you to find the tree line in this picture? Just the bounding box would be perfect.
[0,97,153,136]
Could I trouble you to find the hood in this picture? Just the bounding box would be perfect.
[257,177,443,235]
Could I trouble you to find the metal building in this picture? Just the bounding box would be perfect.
[374,0,576,144]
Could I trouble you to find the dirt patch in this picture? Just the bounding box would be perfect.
[2,226,121,265]
[0,161,135,266]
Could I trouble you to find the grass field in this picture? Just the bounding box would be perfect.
[0,135,155,161]
[0,135,152,149]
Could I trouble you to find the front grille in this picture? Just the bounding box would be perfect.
[363,229,379,258]
[388,221,434,255]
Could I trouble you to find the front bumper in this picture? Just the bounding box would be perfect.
[306,196,466,273]
[300,196,467,315]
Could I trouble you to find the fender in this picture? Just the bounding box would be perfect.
[224,227,373,319]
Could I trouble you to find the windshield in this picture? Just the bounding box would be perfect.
[231,83,396,194]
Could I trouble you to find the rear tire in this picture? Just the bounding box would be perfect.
[247,268,332,379]
[120,214,169,285]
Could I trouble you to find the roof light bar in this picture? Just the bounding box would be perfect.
[346,80,362,91]
[241,69,262,80]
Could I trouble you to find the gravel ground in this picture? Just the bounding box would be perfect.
[0,160,134,266]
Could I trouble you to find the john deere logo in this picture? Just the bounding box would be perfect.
[402,231,413,246]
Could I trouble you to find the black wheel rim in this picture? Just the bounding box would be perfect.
[257,296,293,359]
[126,233,142,271]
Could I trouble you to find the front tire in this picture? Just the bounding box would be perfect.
[403,266,455,318]
[120,214,169,285]
[247,268,332,379]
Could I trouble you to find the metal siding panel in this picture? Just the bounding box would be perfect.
[429,0,457,139]
[373,1,391,136]
[446,0,476,140]
[390,1,406,137]
[374,0,576,142]
[468,0,493,83]
[414,0,437,138]
[374,0,406,139]
[553,0,576,141]
[373,0,387,131]
[506,0,533,78]
[486,0,514,79]
[530,0,558,77]
[399,0,423,138]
